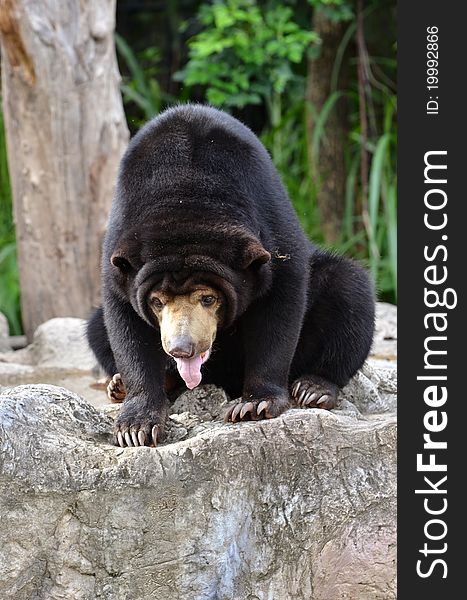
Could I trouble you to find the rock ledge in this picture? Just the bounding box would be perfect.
[0,384,396,600]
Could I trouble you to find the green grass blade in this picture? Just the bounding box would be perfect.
[344,151,360,241]
[311,91,344,166]
[331,22,357,91]
[368,133,391,235]
[120,84,154,117]
[115,33,151,103]
[385,181,397,297]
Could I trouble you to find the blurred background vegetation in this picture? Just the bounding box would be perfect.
[0,0,396,335]
[0,100,21,335]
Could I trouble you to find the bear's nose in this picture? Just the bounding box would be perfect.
[168,336,195,358]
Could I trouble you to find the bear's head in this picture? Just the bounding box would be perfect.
[108,223,272,388]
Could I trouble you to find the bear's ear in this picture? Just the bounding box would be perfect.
[242,240,271,270]
[110,250,133,273]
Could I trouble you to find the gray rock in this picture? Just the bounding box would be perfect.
[12,317,96,370]
[0,384,396,600]
[342,361,397,414]
[0,313,10,352]
[0,361,37,385]
[0,318,103,406]
[371,302,397,362]
[0,305,398,597]
[171,384,230,420]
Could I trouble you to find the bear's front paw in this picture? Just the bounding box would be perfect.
[291,375,339,410]
[114,397,167,448]
[225,394,290,423]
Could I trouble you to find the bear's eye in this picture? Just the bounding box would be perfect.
[200,295,216,307]
[151,297,164,310]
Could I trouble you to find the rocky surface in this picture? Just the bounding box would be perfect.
[0,317,101,404]
[0,304,397,599]
[0,384,396,600]
[371,302,397,365]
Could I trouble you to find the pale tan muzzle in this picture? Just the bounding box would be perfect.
[149,287,221,358]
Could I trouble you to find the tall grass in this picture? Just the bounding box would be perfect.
[261,89,397,304]
[261,100,322,241]
[0,100,22,335]
[344,94,397,302]
[115,33,173,126]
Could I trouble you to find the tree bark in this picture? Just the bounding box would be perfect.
[306,10,348,245]
[0,0,129,339]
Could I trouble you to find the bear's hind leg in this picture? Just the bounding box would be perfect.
[86,307,118,376]
[290,250,375,411]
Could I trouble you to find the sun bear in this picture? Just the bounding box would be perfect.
[87,104,375,448]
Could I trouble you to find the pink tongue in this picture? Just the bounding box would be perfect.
[174,353,208,389]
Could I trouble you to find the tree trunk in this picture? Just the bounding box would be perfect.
[306,10,348,245]
[0,0,129,339]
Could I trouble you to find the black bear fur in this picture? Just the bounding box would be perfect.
[87,104,375,445]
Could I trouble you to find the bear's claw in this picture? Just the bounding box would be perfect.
[151,425,160,446]
[240,401,255,419]
[115,425,161,448]
[114,420,163,448]
[291,376,339,410]
[225,396,288,422]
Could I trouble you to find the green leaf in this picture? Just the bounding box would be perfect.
[368,133,391,234]
[206,88,228,106]
[213,4,235,29]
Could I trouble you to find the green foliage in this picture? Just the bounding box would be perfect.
[0,242,21,335]
[366,103,397,300]
[301,2,397,302]
[340,90,397,302]
[174,0,322,238]
[308,0,354,23]
[309,90,344,165]
[261,100,322,242]
[115,33,167,124]
[176,0,317,119]
[0,101,22,335]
